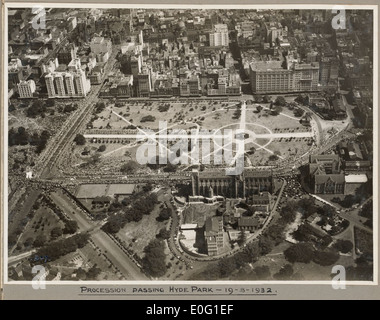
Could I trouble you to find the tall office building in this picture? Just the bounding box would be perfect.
[293,62,320,92]
[250,61,293,93]
[136,73,151,97]
[264,21,284,44]
[57,43,77,65]
[250,60,320,93]
[45,59,91,98]
[18,80,36,98]
[209,24,229,47]
[319,56,339,85]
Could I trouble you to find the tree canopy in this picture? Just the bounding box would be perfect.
[142,239,167,278]
[284,243,314,263]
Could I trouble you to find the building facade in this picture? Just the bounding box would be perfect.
[209,24,229,47]
[250,61,320,94]
[17,80,36,98]
[309,154,345,194]
[45,61,91,98]
[191,169,273,200]
[204,216,224,256]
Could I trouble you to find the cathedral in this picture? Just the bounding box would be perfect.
[191,169,274,199]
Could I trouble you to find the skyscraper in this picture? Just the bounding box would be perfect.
[209,24,229,47]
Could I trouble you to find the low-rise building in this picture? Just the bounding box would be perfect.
[238,216,259,232]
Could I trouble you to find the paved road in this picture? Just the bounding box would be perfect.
[91,231,149,280]
[8,249,36,266]
[337,211,373,234]
[37,46,120,179]
[46,188,148,280]
[49,190,94,232]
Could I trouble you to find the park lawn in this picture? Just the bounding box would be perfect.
[255,241,349,281]
[91,100,239,132]
[78,242,122,280]
[116,202,168,260]
[15,203,65,254]
[354,227,373,254]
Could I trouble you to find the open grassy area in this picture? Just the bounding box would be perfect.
[354,227,373,255]
[91,100,239,131]
[14,201,65,254]
[116,200,168,260]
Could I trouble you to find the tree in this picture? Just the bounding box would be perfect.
[274,264,294,280]
[218,257,237,278]
[248,147,256,155]
[33,234,47,248]
[333,239,353,254]
[244,241,260,262]
[259,236,275,255]
[101,219,122,234]
[295,95,307,105]
[256,105,263,113]
[275,96,286,106]
[263,95,272,103]
[280,200,298,223]
[23,237,34,247]
[163,163,177,173]
[34,233,90,263]
[142,239,167,277]
[90,153,101,165]
[284,243,314,263]
[87,265,102,280]
[98,145,106,152]
[269,154,278,161]
[157,228,171,240]
[46,99,55,107]
[237,230,247,246]
[142,183,153,192]
[50,227,63,240]
[140,115,156,123]
[313,250,340,266]
[292,224,314,242]
[253,265,271,280]
[157,207,172,221]
[63,220,78,234]
[121,160,139,174]
[340,194,356,208]
[94,102,106,113]
[74,134,86,145]
[271,105,283,116]
[294,108,304,117]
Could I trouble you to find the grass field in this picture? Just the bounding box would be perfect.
[67,98,317,174]
[354,227,373,255]
[14,200,65,254]
[116,194,168,260]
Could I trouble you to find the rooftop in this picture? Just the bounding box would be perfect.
[76,183,135,199]
[250,60,284,72]
[315,174,345,184]
[238,216,259,227]
[345,174,368,183]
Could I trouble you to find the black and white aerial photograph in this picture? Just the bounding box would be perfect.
[4,5,376,285]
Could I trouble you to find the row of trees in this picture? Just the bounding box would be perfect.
[284,242,341,266]
[142,239,167,277]
[9,127,50,154]
[101,193,159,234]
[33,233,90,263]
